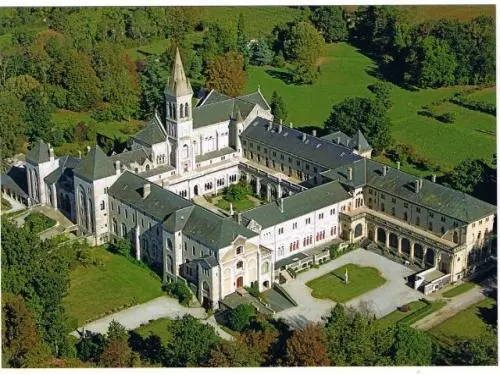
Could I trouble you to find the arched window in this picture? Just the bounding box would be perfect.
[262,261,269,273]
[185,102,189,117]
[180,103,184,118]
[237,261,243,269]
[182,144,189,159]
[167,238,173,250]
[173,104,176,120]
[146,164,150,171]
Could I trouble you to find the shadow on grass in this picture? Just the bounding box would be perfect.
[265,68,295,85]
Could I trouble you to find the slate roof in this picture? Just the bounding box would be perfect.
[73,146,116,182]
[44,156,80,185]
[138,164,175,178]
[109,171,257,248]
[183,206,258,249]
[26,140,51,165]
[198,90,231,106]
[321,158,367,188]
[352,129,372,151]
[109,171,192,224]
[132,113,166,146]
[242,181,351,229]
[364,159,496,223]
[1,166,29,198]
[110,148,150,167]
[195,147,235,163]
[321,130,372,151]
[241,117,363,170]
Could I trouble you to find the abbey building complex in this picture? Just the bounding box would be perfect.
[2,49,496,309]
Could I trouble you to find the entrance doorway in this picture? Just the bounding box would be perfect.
[236,276,243,288]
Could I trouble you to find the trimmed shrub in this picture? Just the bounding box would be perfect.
[398,303,411,313]
[437,112,456,123]
[227,303,255,332]
[162,280,192,306]
[23,212,56,233]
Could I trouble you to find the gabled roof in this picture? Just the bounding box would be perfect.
[242,181,351,229]
[198,90,231,107]
[73,146,115,181]
[132,113,166,146]
[365,159,496,223]
[352,130,372,151]
[183,206,258,249]
[44,156,80,185]
[26,140,51,165]
[321,158,367,189]
[241,117,363,170]
[165,47,193,97]
[238,90,271,111]
[110,148,151,167]
[1,166,29,198]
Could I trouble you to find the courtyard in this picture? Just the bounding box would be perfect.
[276,248,423,329]
[306,263,386,303]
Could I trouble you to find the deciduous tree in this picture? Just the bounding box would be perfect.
[206,52,246,97]
[311,6,348,42]
[285,323,331,366]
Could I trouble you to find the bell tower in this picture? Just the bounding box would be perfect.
[164,48,194,174]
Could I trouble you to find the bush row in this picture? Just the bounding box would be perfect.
[450,92,495,116]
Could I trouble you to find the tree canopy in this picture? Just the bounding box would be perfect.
[206,51,247,97]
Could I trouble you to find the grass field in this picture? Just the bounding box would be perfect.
[135,318,173,345]
[442,282,476,298]
[428,297,496,347]
[306,263,386,303]
[467,86,496,106]
[215,196,256,213]
[375,300,427,330]
[63,247,163,329]
[245,42,496,171]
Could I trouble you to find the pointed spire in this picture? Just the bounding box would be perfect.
[235,107,243,123]
[165,47,193,97]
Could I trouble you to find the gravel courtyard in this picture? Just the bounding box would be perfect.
[276,248,424,329]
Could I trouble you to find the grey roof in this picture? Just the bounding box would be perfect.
[44,156,80,185]
[198,90,231,106]
[73,146,116,182]
[26,140,51,165]
[365,159,496,223]
[164,48,193,97]
[241,117,363,170]
[138,164,175,178]
[195,147,235,163]
[109,171,192,226]
[1,166,29,198]
[238,91,271,110]
[183,206,258,249]
[132,113,166,146]
[352,129,372,151]
[110,148,150,167]
[321,158,367,188]
[242,181,351,229]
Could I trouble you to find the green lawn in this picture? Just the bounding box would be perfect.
[375,300,427,330]
[428,297,496,347]
[442,282,476,298]
[63,247,163,329]
[467,86,496,106]
[135,318,173,345]
[306,263,386,303]
[245,42,496,171]
[216,196,256,212]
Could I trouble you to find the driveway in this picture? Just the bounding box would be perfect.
[71,296,233,341]
[276,248,423,329]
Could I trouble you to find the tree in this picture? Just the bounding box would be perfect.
[164,315,220,367]
[2,293,52,368]
[311,6,348,42]
[107,320,128,342]
[250,39,274,66]
[200,23,236,67]
[206,51,247,97]
[23,91,55,142]
[447,158,485,194]
[270,91,288,123]
[65,52,102,111]
[227,303,256,332]
[451,328,498,365]
[368,81,393,109]
[236,13,249,68]
[284,21,324,64]
[208,339,261,367]
[99,338,133,367]
[285,323,331,366]
[4,75,41,100]
[75,330,106,363]
[137,56,169,120]
[393,325,432,366]
[324,97,392,151]
[110,238,133,258]
[0,92,26,159]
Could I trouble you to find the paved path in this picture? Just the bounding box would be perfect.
[412,275,496,331]
[70,296,233,341]
[276,248,423,329]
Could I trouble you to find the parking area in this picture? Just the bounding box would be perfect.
[276,248,424,329]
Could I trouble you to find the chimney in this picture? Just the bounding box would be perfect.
[267,121,272,131]
[431,174,436,183]
[302,133,306,142]
[312,130,317,137]
[115,160,121,175]
[278,123,283,133]
[347,167,353,181]
[415,179,420,193]
[396,161,400,170]
[237,212,242,224]
[383,165,388,176]
[279,198,284,213]
[279,119,283,125]
[419,178,423,189]
[142,183,151,199]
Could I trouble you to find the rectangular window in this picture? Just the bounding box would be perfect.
[441,216,446,222]
[292,222,297,229]
[429,212,434,218]
[404,203,408,208]
[381,194,385,199]
[391,198,396,204]
[318,213,324,220]
[278,227,284,235]
[416,207,421,213]
[330,208,335,215]
[305,218,311,225]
